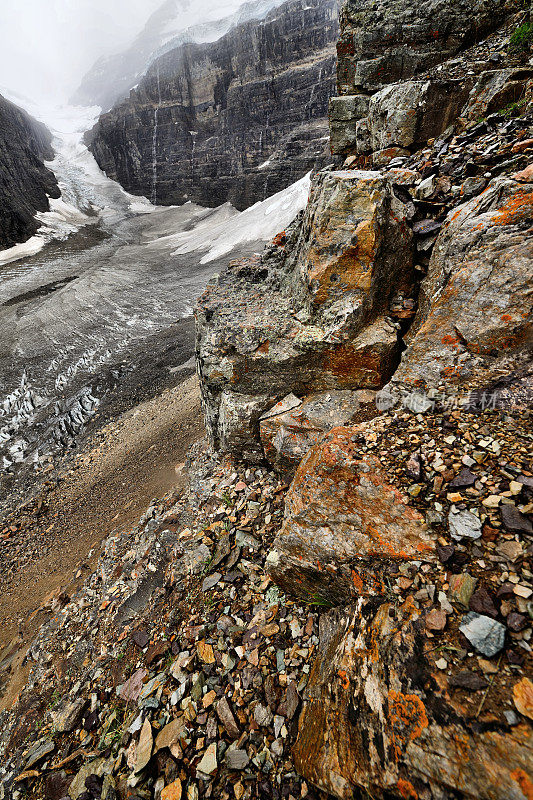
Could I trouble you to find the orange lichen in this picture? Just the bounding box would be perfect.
[397,778,418,799]
[351,570,364,593]
[388,690,429,760]
[511,769,533,800]
[493,189,533,226]
[338,669,350,689]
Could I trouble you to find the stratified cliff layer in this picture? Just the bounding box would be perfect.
[87,0,339,210]
[0,94,60,250]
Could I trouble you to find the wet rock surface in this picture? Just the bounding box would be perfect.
[0,94,60,249]
[88,0,339,211]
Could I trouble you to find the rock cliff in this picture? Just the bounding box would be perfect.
[194,0,533,796]
[0,0,532,798]
[87,0,339,210]
[0,94,60,250]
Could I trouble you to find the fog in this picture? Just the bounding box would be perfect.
[0,0,176,107]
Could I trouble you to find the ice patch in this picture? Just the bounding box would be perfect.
[169,173,311,264]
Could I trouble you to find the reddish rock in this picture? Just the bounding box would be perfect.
[267,425,433,604]
[293,603,533,799]
[259,390,376,479]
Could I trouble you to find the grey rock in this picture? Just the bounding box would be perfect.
[88,0,339,210]
[0,93,60,249]
[448,509,482,541]
[225,748,250,770]
[202,572,222,592]
[459,612,506,657]
[50,697,87,733]
[23,739,55,769]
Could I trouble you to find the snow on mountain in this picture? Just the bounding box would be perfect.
[72,0,287,111]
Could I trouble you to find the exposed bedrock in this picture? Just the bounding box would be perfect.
[330,0,516,159]
[391,171,533,391]
[293,602,533,800]
[0,94,60,250]
[87,0,340,210]
[195,168,415,462]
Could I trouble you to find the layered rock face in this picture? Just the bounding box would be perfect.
[0,94,60,250]
[88,0,339,210]
[330,0,513,160]
[196,168,414,461]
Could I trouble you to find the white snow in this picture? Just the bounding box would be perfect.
[0,99,155,266]
[167,172,311,264]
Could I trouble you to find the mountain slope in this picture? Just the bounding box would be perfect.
[0,94,60,250]
[87,0,339,210]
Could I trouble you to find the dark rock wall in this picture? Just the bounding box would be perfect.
[88,0,339,210]
[0,95,60,250]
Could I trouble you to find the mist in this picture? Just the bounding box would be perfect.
[0,0,172,108]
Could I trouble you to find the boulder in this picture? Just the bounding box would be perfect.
[461,68,533,123]
[267,425,433,605]
[259,390,376,479]
[293,603,533,799]
[392,173,533,389]
[196,169,414,460]
[366,79,472,156]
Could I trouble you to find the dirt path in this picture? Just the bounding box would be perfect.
[0,374,203,704]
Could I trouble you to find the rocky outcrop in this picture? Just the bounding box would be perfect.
[330,0,518,160]
[87,0,340,210]
[294,602,533,799]
[0,94,60,250]
[267,423,434,605]
[392,171,533,390]
[196,168,414,461]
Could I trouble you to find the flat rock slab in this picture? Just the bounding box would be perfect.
[268,424,433,604]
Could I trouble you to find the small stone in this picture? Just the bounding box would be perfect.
[469,587,498,619]
[501,505,533,535]
[449,468,476,489]
[425,608,447,631]
[225,749,250,770]
[509,481,523,496]
[449,671,488,691]
[482,495,501,508]
[504,710,520,726]
[449,573,478,609]
[513,678,533,720]
[202,690,216,708]
[161,780,182,800]
[197,743,218,775]
[507,612,528,632]
[449,509,482,541]
[254,703,274,727]
[216,696,240,738]
[23,740,55,770]
[197,641,215,664]
[202,573,222,592]
[135,718,153,773]
[132,629,150,649]
[155,717,186,752]
[459,613,506,657]
[51,698,86,733]
[117,668,147,702]
[497,541,523,561]
[514,585,532,599]
[435,658,448,670]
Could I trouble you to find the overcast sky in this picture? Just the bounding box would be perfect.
[0,0,165,107]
